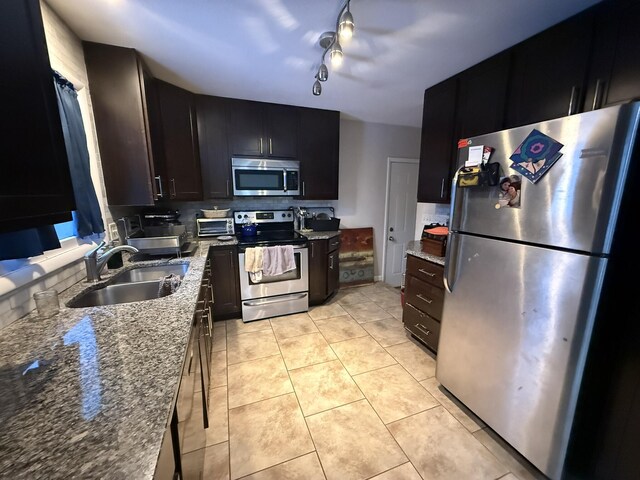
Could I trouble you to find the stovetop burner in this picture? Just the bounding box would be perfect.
[236,230,307,247]
[233,209,307,249]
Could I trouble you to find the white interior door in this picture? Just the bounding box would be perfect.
[383,158,419,286]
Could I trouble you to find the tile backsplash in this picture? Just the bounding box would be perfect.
[109,199,337,240]
[0,259,86,330]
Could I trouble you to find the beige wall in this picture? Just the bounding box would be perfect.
[334,119,421,278]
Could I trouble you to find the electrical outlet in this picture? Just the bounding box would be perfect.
[108,222,119,242]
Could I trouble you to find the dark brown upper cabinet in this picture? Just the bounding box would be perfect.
[456,51,511,140]
[0,0,75,232]
[298,107,340,200]
[196,95,231,199]
[84,42,161,206]
[227,100,298,158]
[155,80,202,201]
[417,79,458,204]
[505,10,595,129]
[584,1,640,111]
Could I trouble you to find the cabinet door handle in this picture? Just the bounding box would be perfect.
[329,255,334,269]
[568,86,579,115]
[226,179,230,197]
[418,268,436,277]
[259,137,263,155]
[592,79,604,111]
[302,181,305,197]
[269,138,273,155]
[310,242,314,258]
[416,293,433,304]
[170,178,177,198]
[406,302,426,318]
[415,323,431,336]
[155,175,164,199]
[440,178,445,198]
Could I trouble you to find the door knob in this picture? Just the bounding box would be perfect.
[389,236,395,241]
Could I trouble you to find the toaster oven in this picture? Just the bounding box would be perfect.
[197,217,234,237]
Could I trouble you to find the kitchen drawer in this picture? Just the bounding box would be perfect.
[328,235,341,252]
[406,254,444,288]
[405,274,444,320]
[403,302,440,352]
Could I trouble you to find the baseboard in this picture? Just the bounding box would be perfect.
[374,275,382,282]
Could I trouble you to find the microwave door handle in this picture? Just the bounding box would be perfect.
[283,169,287,192]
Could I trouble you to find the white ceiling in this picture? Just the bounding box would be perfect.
[46,0,601,127]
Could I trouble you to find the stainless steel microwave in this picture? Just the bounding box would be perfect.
[231,158,300,196]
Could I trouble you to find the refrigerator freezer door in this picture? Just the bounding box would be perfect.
[437,233,607,479]
[452,102,640,254]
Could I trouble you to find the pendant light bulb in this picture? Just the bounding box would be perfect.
[330,41,343,68]
[318,63,329,82]
[312,79,322,96]
[338,8,355,41]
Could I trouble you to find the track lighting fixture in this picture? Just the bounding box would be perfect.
[311,0,355,96]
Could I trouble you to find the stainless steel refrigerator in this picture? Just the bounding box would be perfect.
[436,102,640,479]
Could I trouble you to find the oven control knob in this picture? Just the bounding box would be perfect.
[288,213,292,217]
[282,213,286,218]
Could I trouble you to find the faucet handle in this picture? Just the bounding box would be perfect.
[85,240,107,258]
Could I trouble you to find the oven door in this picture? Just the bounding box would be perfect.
[238,246,309,322]
[238,246,308,299]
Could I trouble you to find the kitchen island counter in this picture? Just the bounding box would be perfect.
[0,241,218,479]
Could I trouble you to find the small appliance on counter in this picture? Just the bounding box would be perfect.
[116,212,191,256]
[293,206,340,231]
[196,216,234,237]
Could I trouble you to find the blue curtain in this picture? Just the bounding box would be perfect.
[53,71,104,238]
[0,227,61,261]
[0,73,104,261]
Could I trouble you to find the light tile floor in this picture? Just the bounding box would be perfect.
[194,283,546,480]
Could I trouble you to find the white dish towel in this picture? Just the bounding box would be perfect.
[263,245,296,277]
[244,246,264,282]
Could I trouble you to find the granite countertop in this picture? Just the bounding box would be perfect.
[298,230,341,240]
[0,241,216,479]
[405,240,446,266]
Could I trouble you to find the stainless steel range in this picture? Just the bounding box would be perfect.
[234,209,308,322]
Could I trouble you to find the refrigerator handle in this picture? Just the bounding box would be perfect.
[448,167,463,231]
[443,231,459,293]
[444,167,463,294]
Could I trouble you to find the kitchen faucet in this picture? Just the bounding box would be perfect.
[84,241,139,282]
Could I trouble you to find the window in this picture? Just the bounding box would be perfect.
[54,215,75,240]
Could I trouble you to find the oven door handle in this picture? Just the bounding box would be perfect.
[243,293,308,307]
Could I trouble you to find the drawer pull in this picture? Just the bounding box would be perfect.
[416,293,433,304]
[415,323,431,336]
[418,268,436,277]
[406,303,426,317]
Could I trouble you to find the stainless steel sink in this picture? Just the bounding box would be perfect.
[68,281,165,308]
[110,264,189,284]
[67,263,189,308]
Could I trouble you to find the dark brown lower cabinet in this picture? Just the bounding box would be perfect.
[309,236,341,305]
[209,246,241,319]
[402,254,444,352]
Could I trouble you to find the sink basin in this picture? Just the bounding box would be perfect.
[110,264,189,285]
[67,263,189,308]
[68,281,166,308]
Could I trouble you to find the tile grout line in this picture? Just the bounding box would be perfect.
[271,322,329,480]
